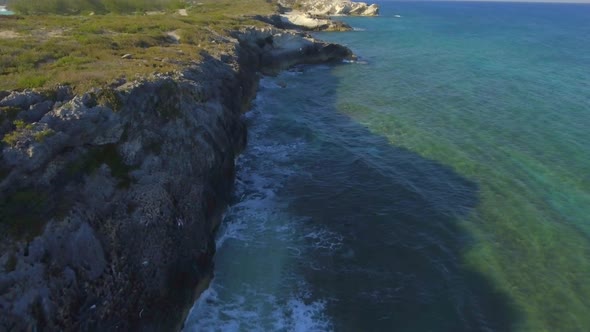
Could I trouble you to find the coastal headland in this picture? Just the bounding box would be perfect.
[0,0,377,330]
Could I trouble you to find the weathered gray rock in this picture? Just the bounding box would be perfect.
[17,100,54,123]
[0,90,44,109]
[236,27,353,75]
[70,222,107,280]
[0,26,353,331]
[283,11,353,31]
[0,91,10,101]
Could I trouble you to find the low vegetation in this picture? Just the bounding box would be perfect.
[33,128,55,142]
[0,0,278,240]
[2,119,32,146]
[0,0,277,92]
[8,0,185,15]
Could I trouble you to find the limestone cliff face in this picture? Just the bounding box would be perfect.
[0,29,352,331]
[257,12,353,32]
[280,0,379,16]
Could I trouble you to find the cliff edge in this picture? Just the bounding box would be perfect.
[0,24,352,330]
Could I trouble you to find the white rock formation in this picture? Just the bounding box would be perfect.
[278,11,352,31]
[281,11,332,29]
[280,0,379,16]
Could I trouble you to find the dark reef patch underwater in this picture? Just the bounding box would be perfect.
[186,2,590,331]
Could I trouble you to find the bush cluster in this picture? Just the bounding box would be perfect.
[7,0,186,15]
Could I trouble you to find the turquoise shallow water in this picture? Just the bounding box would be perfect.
[0,6,14,15]
[185,2,590,331]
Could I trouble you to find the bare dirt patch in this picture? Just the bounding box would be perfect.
[0,30,20,39]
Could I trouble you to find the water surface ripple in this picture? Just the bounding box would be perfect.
[185,2,590,331]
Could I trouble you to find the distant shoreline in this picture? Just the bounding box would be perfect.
[0,5,14,15]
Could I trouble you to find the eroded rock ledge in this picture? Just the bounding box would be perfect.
[280,0,379,16]
[263,0,378,32]
[0,27,351,331]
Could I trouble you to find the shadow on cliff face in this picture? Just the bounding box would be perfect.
[268,64,520,332]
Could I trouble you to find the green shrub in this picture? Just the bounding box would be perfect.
[34,129,55,142]
[2,120,33,146]
[95,88,123,111]
[1,131,19,146]
[14,119,32,130]
[17,75,49,89]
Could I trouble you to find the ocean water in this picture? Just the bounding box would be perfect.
[184,2,590,331]
[0,7,15,15]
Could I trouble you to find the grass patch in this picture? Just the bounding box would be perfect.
[95,88,123,111]
[17,74,49,89]
[0,0,277,92]
[33,128,54,142]
[7,0,186,15]
[2,119,33,146]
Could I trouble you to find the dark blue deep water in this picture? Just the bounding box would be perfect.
[185,2,590,331]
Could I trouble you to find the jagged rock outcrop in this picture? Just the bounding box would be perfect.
[280,0,379,16]
[281,11,353,31]
[236,27,353,75]
[0,28,352,331]
[256,12,353,32]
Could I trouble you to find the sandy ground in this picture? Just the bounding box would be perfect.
[0,30,20,39]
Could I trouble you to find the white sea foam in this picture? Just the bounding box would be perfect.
[185,76,333,331]
[258,78,283,90]
[185,287,331,332]
[304,228,344,251]
[342,58,369,65]
[287,298,332,332]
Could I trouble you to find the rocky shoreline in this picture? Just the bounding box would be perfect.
[0,1,376,330]
[0,27,353,332]
[275,0,378,32]
[280,0,379,16]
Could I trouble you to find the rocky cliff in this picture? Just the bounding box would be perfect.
[280,0,379,16]
[0,27,352,331]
